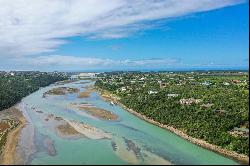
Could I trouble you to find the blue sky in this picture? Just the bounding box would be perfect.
[0,0,249,71]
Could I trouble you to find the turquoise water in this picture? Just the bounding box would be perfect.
[16,80,238,165]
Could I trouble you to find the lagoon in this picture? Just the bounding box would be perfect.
[15,80,238,165]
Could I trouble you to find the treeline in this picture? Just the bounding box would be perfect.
[0,72,68,111]
[95,72,249,155]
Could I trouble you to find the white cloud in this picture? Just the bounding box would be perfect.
[0,0,244,57]
[9,55,180,69]
[1,54,247,71]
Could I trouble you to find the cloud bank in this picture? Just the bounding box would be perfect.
[8,55,180,70]
[2,55,245,71]
[0,0,245,69]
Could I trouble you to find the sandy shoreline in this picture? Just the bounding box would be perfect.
[0,106,26,165]
[96,88,249,164]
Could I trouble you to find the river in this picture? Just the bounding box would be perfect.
[14,79,238,165]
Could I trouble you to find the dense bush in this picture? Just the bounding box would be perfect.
[0,72,68,111]
[95,71,249,155]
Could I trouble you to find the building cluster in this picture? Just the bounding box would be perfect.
[179,98,202,105]
[0,71,69,78]
[228,127,249,138]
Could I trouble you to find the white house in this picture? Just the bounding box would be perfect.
[148,90,158,94]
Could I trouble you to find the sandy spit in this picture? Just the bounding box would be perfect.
[64,119,111,140]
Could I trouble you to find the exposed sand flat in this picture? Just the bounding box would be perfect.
[77,86,95,98]
[43,138,56,156]
[57,123,80,136]
[114,141,139,164]
[71,103,118,121]
[143,151,171,165]
[64,119,111,139]
[43,87,80,96]
[78,91,91,98]
[43,114,82,139]
[0,107,26,165]
[111,137,171,165]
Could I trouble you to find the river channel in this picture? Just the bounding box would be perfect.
[14,79,238,165]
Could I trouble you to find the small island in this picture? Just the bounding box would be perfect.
[77,86,95,98]
[70,103,118,121]
[43,87,80,97]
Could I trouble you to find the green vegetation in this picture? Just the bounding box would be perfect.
[43,87,79,96]
[95,71,249,155]
[0,71,69,111]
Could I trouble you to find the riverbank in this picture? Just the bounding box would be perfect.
[95,87,249,164]
[0,106,26,165]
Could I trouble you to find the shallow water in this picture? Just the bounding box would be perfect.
[16,80,238,165]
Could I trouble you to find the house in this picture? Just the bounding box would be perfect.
[167,94,179,97]
[188,77,195,81]
[201,81,211,86]
[180,98,202,105]
[201,103,214,108]
[121,87,126,91]
[223,82,230,86]
[229,127,249,138]
[148,90,158,95]
[232,80,241,84]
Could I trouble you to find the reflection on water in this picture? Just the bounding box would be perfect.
[15,80,238,165]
